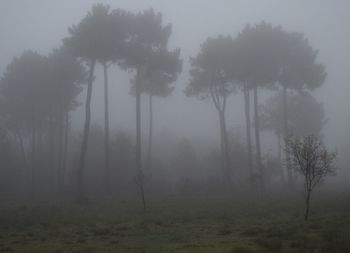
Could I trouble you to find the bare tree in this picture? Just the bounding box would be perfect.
[286,135,336,220]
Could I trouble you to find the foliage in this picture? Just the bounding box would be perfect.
[185,35,235,100]
[260,91,327,136]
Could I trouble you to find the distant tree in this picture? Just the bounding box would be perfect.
[278,32,326,186]
[94,6,130,194]
[131,48,182,172]
[0,127,16,196]
[64,4,129,199]
[286,135,336,220]
[120,9,173,210]
[235,22,286,189]
[260,91,327,182]
[0,51,49,197]
[185,36,235,187]
[47,46,86,194]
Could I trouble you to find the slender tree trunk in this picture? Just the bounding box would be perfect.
[16,131,27,168]
[218,109,231,187]
[222,110,231,184]
[147,94,153,171]
[277,132,285,183]
[305,190,311,221]
[31,124,37,199]
[253,87,264,190]
[49,113,55,195]
[283,86,293,188]
[218,111,226,184]
[244,85,253,178]
[103,62,110,194]
[136,66,146,211]
[57,107,64,195]
[77,59,96,201]
[62,112,69,192]
[16,130,27,194]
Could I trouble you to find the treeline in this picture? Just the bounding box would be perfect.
[0,4,327,207]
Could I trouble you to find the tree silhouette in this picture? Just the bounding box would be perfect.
[260,91,327,181]
[64,4,134,199]
[120,9,173,210]
[131,48,182,172]
[0,48,86,198]
[47,46,86,195]
[185,36,235,188]
[235,22,286,189]
[286,135,336,220]
[0,51,50,198]
[64,5,104,201]
[278,32,327,187]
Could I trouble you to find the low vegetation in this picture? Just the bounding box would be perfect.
[0,194,349,253]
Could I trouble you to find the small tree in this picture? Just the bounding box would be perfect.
[286,135,336,220]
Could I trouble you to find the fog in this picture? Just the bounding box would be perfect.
[0,1,349,251]
[2,1,349,147]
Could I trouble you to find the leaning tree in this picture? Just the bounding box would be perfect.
[63,4,130,200]
[185,36,235,188]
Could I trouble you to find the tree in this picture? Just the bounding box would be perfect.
[0,48,86,198]
[0,51,50,198]
[185,36,235,187]
[260,91,327,182]
[120,9,173,210]
[278,32,326,187]
[235,22,286,189]
[47,46,86,195]
[64,4,129,200]
[131,48,182,172]
[286,135,336,220]
[95,6,130,194]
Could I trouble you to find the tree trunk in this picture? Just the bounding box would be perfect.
[61,112,69,194]
[219,109,231,187]
[77,59,96,202]
[253,87,264,190]
[277,132,285,183]
[146,94,153,171]
[16,131,27,167]
[57,107,64,195]
[244,85,253,178]
[136,66,146,211]
[218,111,226,184]
[103,62,110,194]
[49,113,55,195]
[31,124,37,199]
[283,86,293,188]
[305,190,311,221]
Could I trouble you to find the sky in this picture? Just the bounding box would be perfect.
[1,0,350,166]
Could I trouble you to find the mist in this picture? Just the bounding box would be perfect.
[0,1,349,252]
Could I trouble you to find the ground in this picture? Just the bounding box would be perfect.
[0,192,349,253]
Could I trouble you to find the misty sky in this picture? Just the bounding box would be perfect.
[1,0,350,164]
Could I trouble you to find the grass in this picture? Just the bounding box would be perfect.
[0,194,349,252]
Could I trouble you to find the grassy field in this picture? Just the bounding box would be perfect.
[0,193,350,253]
